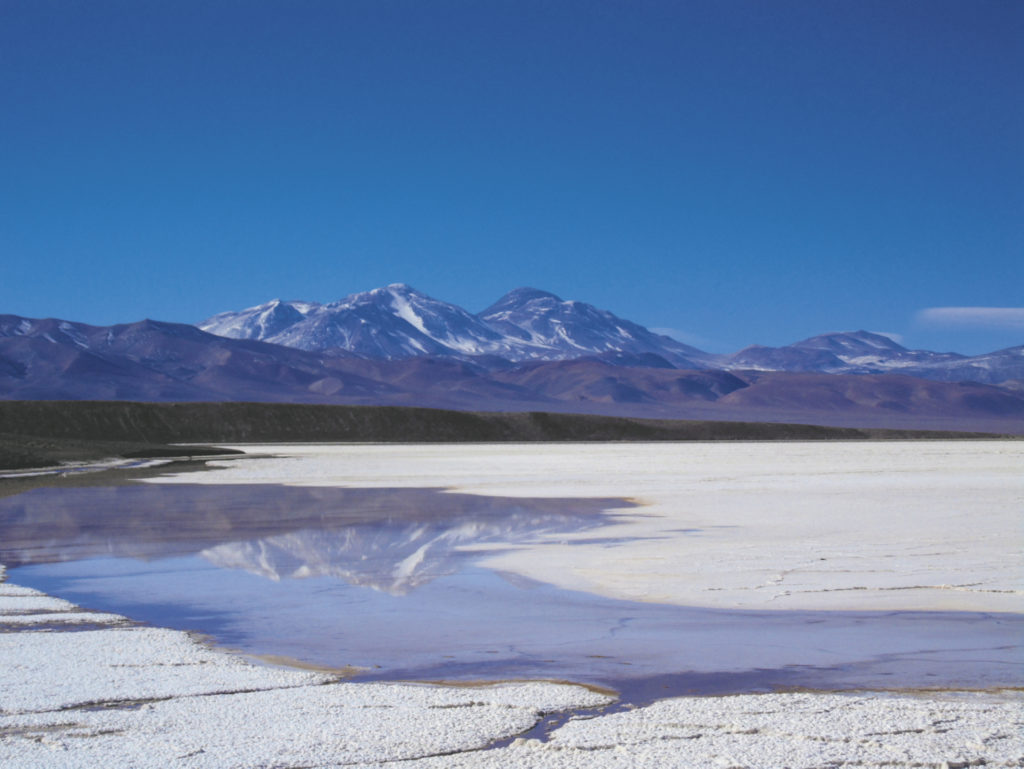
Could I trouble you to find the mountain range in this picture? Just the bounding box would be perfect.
[2,284,1022,433]
[200,284,716,368]
[200,284,1023,385]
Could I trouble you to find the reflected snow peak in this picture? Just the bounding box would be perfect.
[0,483,634,594]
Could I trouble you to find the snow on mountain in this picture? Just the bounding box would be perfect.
[197,289,1023,386]
[3,311,1023,431]
[477,287,719,367]
[10,292,1024,401]
[792,330,908,357]
[725,344,849,373]
[199,284,511,359]
[897,344,1024,385]
[198,284,719,366]
[789,331,966,370]
[722,331,1002,380]
[201,299,312,342]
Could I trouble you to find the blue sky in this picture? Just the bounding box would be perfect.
[2,0,1021,354]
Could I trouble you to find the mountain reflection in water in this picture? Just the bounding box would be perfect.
[3,480,1021,701]
[0,483,634,593]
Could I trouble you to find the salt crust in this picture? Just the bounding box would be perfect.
[0,583,45,597]
[0,595,83,613]
[3,444,1023,766]
[0,590,128,627]
[375,692,1024,768]
[151,441,1024,613]
[3,683,615,768]
[2,587,1020,769]
[0,579,613,767]
[0,611,128,626]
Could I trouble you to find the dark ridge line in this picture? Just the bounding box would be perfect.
[0,400,1014,471]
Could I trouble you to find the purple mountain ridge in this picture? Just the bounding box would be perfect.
[2,286,1023,433]
[199,286,1022,387]
[200,284,718,368]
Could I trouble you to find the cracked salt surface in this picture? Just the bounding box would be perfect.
[1,578,1021,768]
[1,567,615,767]
[397,692,1024,769]
[2,442,1022,766]
[36,440,1024,613]
[0,584,130,629]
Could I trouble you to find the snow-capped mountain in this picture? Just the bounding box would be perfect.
[198,287,1023,386]
[203,284,512,359]
[200,284,718,366]
[477,287,717,368]
[199,298,315,343]
[940,345,1024,387]
[783,331,965,371]
[726,331,933,374]
[724,331,1023,385]
[3,311,1023,432]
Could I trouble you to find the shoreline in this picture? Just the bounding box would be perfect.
[143,441,1024,614]
[2,569,1021,767]
[2,400,1019,476]
[3,441,1022,765]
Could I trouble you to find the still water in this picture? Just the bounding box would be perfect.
[2,478,1020,703]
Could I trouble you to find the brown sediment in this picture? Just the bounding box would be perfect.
[793,685,1024,701]
[181,633,363,678]
[246,653,365,678]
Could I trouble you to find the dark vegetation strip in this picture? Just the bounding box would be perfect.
[0,400,1013,471]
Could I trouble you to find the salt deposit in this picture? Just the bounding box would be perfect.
[3,441,1022,766]
[0,584,612,767]
[380,691,1024,768]
[150,441,1024,613]
[2,580,1020,767]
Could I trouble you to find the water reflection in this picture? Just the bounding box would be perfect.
[0,484,633,594]
[12,557,1023,704]
[2,481,1021,702]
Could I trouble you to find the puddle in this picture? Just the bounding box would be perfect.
[2,482,1021,705]
[0,483,631,588]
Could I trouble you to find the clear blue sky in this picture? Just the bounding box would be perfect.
[2,0,1021,354]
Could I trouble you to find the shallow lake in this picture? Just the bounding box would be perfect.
[2,470,1021,704]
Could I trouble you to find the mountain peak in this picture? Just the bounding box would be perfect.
[794,330,909,355]
[197,284,717,365]
[358,283,419,301]
[478,287,563,317]
[505,287,563,303]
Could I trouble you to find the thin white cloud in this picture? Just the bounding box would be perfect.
[870,331,904,344]
[915,307,1024,330]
